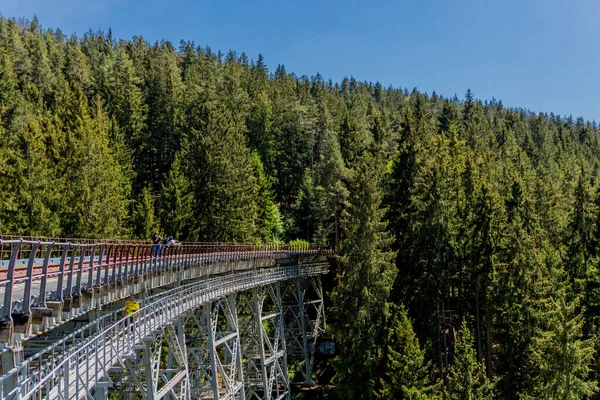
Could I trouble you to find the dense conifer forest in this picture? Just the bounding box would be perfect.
[4,16,600,398]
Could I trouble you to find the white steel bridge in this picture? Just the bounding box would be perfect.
[0,238,331,400]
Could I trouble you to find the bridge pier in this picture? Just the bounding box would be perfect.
[282,276,326,387]
[107,324,190,399]
[239,282,290,400]
[183,294,245,399]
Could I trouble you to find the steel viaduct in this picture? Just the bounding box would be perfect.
[0,237,332,400]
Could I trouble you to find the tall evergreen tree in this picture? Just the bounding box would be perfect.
[377,305,435,400]
[131,186,156,240]
[182,102,258,242]
[158,157,194,241]
[59,91,129,237]
[252,152,283,243]
[333,149,397,399]
[523,279,597,399]
[445,320,494,400]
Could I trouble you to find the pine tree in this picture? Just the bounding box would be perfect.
[446,320,494,400]
[377,304,436,399]
[158,157,194,241]
[333,149,397,399]
[131,186,156,240]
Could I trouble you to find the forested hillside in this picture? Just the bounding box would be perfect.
[3,16,600,398]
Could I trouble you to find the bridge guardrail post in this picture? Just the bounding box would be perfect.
[0,240,20,342]
[104,244,112,290]
[63,244,78,312]
[94,244,104,291]
[30,242,54,325]
[122,244,130,283]
[72,244,86,310]
[15,241,39,334]
[86,244,96,291]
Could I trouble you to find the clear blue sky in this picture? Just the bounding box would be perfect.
[3,0,599,121]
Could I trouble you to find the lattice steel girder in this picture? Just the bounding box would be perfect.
[110,322,190,400]
[239,283,290,400]
[183,294,245,400]
[282,276,326,387]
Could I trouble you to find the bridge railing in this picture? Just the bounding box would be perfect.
[0,239,331,338]
[0,239,325,261]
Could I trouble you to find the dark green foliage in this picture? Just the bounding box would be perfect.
[252,152,283,243]
[181,102,258,242]
[158,157,194,240]
[445,320,494,399]
[333,149,397,399]
[523,287,597,399]
[131,186,156,240]
[377,305,436,399]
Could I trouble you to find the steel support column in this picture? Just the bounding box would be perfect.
[240,283,290,400]
[110,325,190,399]
[282,276,326,387]
[185,294,245,400]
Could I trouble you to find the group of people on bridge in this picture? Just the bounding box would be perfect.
[151,232,181,257]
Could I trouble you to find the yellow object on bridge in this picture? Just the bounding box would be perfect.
[124,298,140,317]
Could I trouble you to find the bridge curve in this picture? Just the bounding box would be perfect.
[0,238,332,400]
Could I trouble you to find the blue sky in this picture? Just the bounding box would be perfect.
[3,0,599,121]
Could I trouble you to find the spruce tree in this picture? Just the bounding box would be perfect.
[131,186,156,240]
[142,41,183,191]
[158,157,194,241]
[182,102,258,242]
[377,305,435,400]
[252,152,283,243]
[446,320,494,400]
[59,94,129,237]
[564,169,596,284]
[523,279,598,399]
[333,149,397,399]
[316,110,350,249]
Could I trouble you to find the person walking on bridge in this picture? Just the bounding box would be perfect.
[123,295,140,325]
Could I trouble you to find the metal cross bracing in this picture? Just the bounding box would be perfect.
[281,277,325,387]
[183,295,244,400]
[237,283,289,400]
[0,260,329,400]
[0,239,330,345]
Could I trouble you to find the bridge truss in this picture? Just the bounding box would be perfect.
[0,239,330,400]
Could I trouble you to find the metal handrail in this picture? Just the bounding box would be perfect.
[11,279,195,384]
[0,240,332,319]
